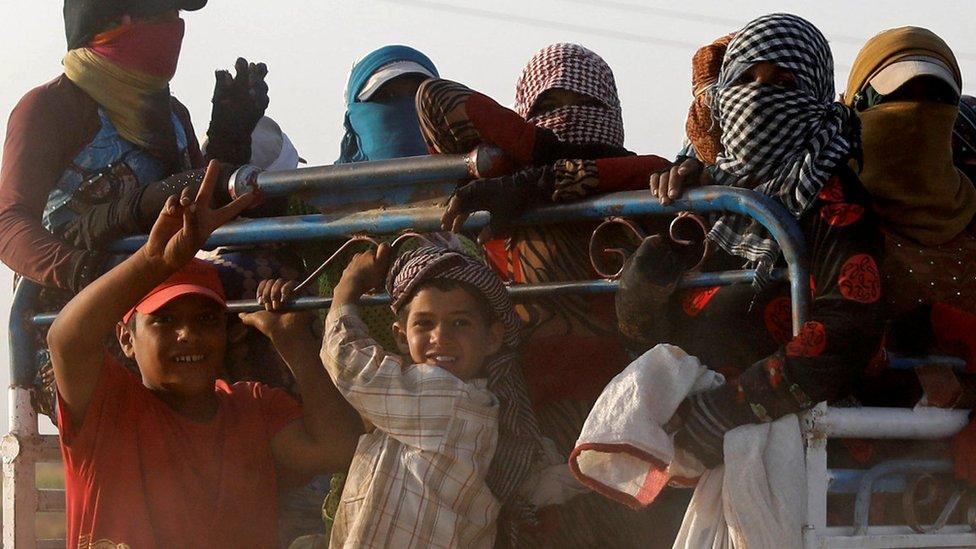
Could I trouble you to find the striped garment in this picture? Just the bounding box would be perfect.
[322,304,500,548]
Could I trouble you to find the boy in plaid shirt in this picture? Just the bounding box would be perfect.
[297,242,545,548]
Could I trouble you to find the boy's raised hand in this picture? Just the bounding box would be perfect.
[142,160,255,271]
[344,243,393,293]
[239,278,316,344]
[333,243,392,304]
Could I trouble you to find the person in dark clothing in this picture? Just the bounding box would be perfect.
[0,0,268,293]
[621,13,886,468]
[417,43,679,549]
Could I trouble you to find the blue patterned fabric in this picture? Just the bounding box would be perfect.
[44,108,189,232]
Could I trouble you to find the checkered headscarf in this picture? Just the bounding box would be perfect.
[708,14,859,275]
[514,43,625,148]
[387,245,545,515]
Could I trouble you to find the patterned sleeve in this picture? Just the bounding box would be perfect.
[679,169,886,464]
[321,304,498,451]
[551,155,671,201]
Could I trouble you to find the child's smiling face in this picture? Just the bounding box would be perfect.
[393,284,504,381]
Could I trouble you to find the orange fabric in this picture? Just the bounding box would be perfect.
[89,22,132,46]
[686,33,735,165]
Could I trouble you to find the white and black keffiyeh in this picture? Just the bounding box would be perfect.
[707,13,859,275]
[515,43,625,147]
[387,245,545,523]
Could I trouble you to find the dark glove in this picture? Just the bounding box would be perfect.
[550,158,599,202]
[206,57,270,165]
[134,165,238,232]
[615,231,706,343]
[441,165,554,233]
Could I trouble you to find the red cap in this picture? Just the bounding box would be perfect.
[123,259,226,323]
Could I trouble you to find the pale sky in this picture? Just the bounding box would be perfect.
[1,0,974,433]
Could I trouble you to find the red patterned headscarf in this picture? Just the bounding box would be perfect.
[514,43,625,148]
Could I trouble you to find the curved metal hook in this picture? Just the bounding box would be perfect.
[669,212,710,272]
[292,230,426,294]
[588,216,646,280]
[589,213,710,280]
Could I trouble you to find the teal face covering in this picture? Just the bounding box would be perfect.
[344,94,428,162]
[337,45,439,164]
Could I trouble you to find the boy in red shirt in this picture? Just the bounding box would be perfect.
[47,161,361,548]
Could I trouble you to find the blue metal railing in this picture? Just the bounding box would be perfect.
[10,158,811,394]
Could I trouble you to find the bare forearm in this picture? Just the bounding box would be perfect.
[275,332,361,447]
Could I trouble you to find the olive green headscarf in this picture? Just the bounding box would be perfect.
[844,26,976,246]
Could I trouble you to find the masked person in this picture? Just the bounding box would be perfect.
[843,28,976,378]
[283,45,444,548]
[338,44,438,163]
[329,44,443,348]
[844,26,976,316]
[617,13,885,468]
[0,0,268,294]
[417,43,677,547]
[842,27,976,485]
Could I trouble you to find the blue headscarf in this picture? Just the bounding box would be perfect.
[337,45,439,164]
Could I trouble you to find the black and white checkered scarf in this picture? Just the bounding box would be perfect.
[707,13,859,278]
[387,245,545,532]
[514,42,625,148]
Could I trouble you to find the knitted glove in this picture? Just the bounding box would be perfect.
[615,232,706,343]
[550,159,600,201]
[205,58,269,165]
[447,165,554,225]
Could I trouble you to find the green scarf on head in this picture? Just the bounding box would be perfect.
[64,48,181,171]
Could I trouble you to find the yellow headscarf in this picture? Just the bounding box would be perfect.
[64,48,181,171]
[844,26,976,246]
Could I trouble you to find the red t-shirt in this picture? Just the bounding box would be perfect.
[57,356,304,549]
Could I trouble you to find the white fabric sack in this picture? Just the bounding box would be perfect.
[673,414,806,549]
[569,344,723,508]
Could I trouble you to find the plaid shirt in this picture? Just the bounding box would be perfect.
[322,305,500,548]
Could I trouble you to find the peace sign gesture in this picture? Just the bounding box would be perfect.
[142,160,256,271]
